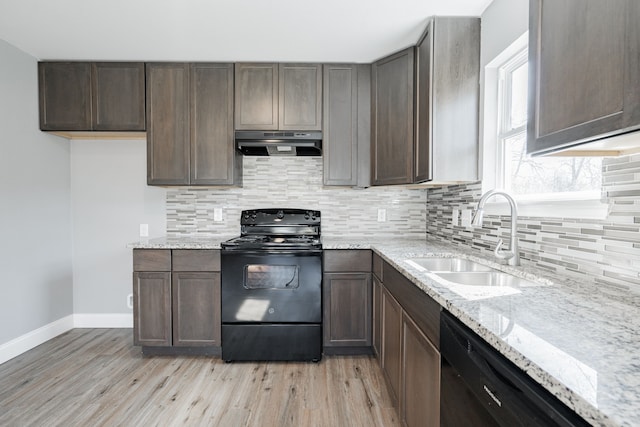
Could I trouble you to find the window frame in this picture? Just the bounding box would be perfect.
[480,33,607,219]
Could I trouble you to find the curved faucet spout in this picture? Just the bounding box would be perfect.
[472,190,520,266]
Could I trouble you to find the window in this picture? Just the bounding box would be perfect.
[483,37,606,218]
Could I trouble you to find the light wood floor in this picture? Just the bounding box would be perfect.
[0,329,400,426]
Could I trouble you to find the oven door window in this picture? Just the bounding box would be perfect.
[244,265,299,290]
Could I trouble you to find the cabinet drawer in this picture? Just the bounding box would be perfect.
[372,252,383,280]
[172,250,221,272]
[324,250,372,272]
[383,261,440,348]
[133,249,171,272]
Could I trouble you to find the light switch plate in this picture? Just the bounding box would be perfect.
[139,223,149,237]
[452,209,459,226]
[214,208,223,222]
[461,210,472,227]
[377,208,387,222]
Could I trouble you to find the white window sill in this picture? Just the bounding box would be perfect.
[482,192,608,220]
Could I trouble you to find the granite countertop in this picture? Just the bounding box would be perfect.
[130,236,639,427]
[128,235,235,249]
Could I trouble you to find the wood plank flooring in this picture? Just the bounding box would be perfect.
[0,329,400,426]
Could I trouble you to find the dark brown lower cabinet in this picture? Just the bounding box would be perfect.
[172,272,221,347]
[377,260,441,425]
[133,249,221,352]
[372,275,382,357]
[401,312,440,427]
[381,286,403,407]
[323,272,372,349]
[133,272,172,346]
[322,250,373,355]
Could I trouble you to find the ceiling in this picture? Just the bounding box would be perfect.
[0,0,492,63]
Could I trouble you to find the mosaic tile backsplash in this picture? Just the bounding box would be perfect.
[426,153,640,298]
[167,156,427,239]
[167,153,639,296]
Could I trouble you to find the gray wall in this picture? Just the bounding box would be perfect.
[71,140,165,314]
[480,0,529,68]
[0,40,73,344]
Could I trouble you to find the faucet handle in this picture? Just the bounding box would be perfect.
[494,239,515,261]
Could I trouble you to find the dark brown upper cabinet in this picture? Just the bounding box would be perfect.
[38,62,145,132]
[322,64,371,187]
[235,63,278,130]
[528,0,640,156]
[371,17,480,186]
[372,48,415,186]
[279,64,322,130]
[92,63,146,131]
[415,17,480,183]
[146,63,190,185]
[190,63,240,186]
[146,63,240,187]
[235,63,322,130]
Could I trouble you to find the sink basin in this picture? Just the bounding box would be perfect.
[435,271,538,287]
[406,257,495,272]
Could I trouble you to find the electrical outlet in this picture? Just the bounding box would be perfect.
[377,208,387,222]
[127,294,133,309]
[452,209,459,226]
[461,210,472,227]
[139,223,149,237]
[213,208,223,222]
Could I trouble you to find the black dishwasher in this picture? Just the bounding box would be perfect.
[440,311,589,427]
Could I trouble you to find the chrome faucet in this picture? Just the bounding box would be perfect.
[471,189,520,266]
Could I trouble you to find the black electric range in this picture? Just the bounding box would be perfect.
[220,208,322,362]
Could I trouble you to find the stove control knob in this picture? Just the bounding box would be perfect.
[243,212,250,220]
[304,212,310,220]
[251,212,257,219]
[276,210,285,220]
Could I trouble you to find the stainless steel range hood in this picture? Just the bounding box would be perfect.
[235,131,322,156]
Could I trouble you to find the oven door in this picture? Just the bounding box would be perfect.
[221,251,322,324]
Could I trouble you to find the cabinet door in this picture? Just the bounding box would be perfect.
[133,272,172,346]
[172,272,221,347]
[38,62,92,131]
[190,63,240,185]
[146,63,190,185]
[323,273,372,348]
[381,286,402,407]
[372,48,415,185]
[92,62,145,131]
[235,63,278,130]
[401,312,440,427]
[372,275,382,358]
[415,24,433,183]
[323,64,358,186]
[279,63,322,130]
[528,0,640,155]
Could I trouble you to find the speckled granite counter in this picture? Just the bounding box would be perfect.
[130,236,639,426]
[325,237,639,427]
[128,235,236,249]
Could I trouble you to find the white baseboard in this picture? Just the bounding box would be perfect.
[0,313,134,366]
[73,313,133,328]
[0,315,74,365]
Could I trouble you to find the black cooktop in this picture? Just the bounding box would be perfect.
[221,208,322,251]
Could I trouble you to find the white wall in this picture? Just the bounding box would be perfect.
[0,39,73,344]
[70,140,165,316]
[478,0,529,188]
[480,0,529,68]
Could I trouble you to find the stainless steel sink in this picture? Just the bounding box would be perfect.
[435,271,538,287]
[405,257,495,272]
